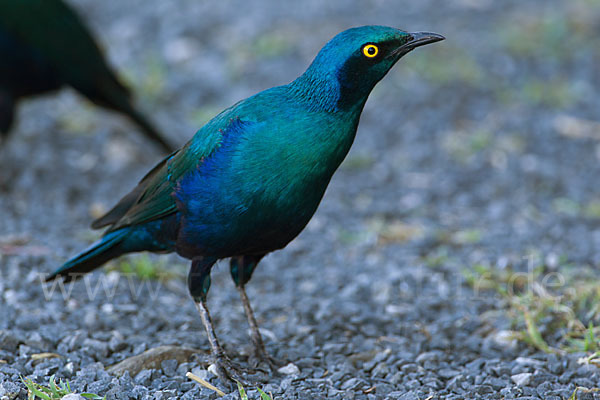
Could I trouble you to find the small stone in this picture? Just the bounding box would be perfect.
[134,369,153,385]
[190,367,209,381]
[415,351,440,364]
[484,376,509,390]
[465,359,485,371]
[0,364,21,377]
[61,394,85,400]
[474,385,493,394]
[176,362,193,376]
[62,362,75,377]
[574,377,595,388]
[131,385,149,399]
[389,371,403,385]
[64,331,87,351]
[547,354,564,375]
[371,363,390,378]
[490,365,512,376]
[423,377,443,390]
[0,381,20,399]
[278,363,300,375]
[25,332,46,349]
[83,310,98,327]
[161,359,178,377]
[558,370,575,384]
[576,364,597,376]
[438,368,460,379]
[404,379,421,390]
[514,357,544,367]
[109,333,127,353]
[397,391,420,400]
[82,338,109,359]
[490,330,517,349]
[529,371,556,386]
[0,331,20,352]
[400,363,418,373]
[343,390,356,399]
[341,377,360,390]
[536,381,554,397]
[511,372,532,386]
[207,363,219,377]
[18,344,34,357]
[376,383,393,396]
[86,380,110,396]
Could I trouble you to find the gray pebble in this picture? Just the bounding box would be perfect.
[511,372,532,386]
[438,368,461,379]
[61,394,85,400]
[341,377,361,390]
[0,381,20,399]
[415,351,441,364]
[160,359,178,377]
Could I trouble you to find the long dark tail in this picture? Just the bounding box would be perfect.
[81,80,175,153]
[122,102,175,153]
[46,229,129,282]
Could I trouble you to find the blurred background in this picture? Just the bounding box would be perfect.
[1,0,600,398]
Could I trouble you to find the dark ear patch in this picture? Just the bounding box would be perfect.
[335,54,371,110]
[333,39,401,111]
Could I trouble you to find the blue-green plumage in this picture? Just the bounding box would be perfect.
[47,25,444,381]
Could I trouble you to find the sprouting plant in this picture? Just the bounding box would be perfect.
[21,375,105,400]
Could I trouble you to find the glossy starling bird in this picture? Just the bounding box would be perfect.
[0,0,174,152]
[47,26,444,382]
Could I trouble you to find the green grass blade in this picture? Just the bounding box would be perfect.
[21,377,52,400]
[257,387,273,400]
[523,310,551,353]
[81,394,105,399]
[585,321,596,351]
[236,381,248,400]
[48,376,59,395]
[28,386,52,400]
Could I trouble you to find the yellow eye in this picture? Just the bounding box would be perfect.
[362,44,379,58]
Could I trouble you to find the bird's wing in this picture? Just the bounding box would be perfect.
[95,114,251,232]
[0,0,129,97]
[90,150,177,229]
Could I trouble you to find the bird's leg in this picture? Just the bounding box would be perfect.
[194,300,247,383]
[230,255,279,369]
[189,257,246,383]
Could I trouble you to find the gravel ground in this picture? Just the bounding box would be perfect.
[2,0,600,399]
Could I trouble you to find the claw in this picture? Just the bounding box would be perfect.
[247,345,282,372]
[211,352,248,384]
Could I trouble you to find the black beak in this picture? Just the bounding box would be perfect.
[389,31,445,58]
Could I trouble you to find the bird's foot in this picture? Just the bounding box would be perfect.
[248,345,283,372]
[211,352,250,385]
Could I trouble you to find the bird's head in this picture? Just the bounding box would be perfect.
[294,25,444,111]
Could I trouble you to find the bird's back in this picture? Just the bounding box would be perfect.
[0,24,61,97]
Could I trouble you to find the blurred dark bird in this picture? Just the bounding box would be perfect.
[0,0,174,152]
[47,26,444,382]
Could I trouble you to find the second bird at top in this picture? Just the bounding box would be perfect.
[0,0,174,152]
